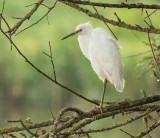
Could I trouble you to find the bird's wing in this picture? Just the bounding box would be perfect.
[90,28,124,92]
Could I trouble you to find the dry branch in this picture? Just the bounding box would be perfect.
[0,24,99,106]
[73,107,157,135]
[1,0,160,137]
[43,41,57,81]
[59,0,160,9]
[136,120,160,138]
[16,0,58,36]
[60,1,160,34]
[0,119,54,135]
[0,95,160,137]
[87,0,118,40]
[148,32,160,73]
[7,0,45,34]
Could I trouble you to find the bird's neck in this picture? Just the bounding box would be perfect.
[78,34,91,60]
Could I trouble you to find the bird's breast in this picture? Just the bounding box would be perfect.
[78,35,91,60]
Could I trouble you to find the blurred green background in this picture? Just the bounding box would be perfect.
[0,0,160,137]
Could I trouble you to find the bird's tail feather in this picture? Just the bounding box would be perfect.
[112,67,125,92]
[114,77,125,92]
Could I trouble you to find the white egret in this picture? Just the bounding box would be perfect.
[62,22,125,115]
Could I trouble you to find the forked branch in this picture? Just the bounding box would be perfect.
[0,95,160,137]
[59,0,160,9]
[59,1,160,34]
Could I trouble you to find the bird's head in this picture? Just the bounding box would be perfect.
[76,22,93,35]
[62,22,93,40]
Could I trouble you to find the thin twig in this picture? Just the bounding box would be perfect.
[40,3,51,9]
[0,119,55,135]
[87,0,118,40]
[1,0,5,15]
[25,3,36,7]
[137,67,153,79]
[119,129,135,138]
[59,0,160,9]
[144,20,152,28]
[49,41,57,81]
[114,12,121,23]
[12,17,23,20]
[60,1,160,34]
[49,106,56,120]
[143,117,152,138]
[144,6,160,19]
[145,11,154,28]
[8,120,38,137]
[43,41,57,81]
[148,32,160,73]
[0,0,5,28]
[6,133,18,138]
[0,15,10,30]
[0,16,12,50]
[153,70,160,81]
[132,31,155,47]
[0,27,99,106]
[46,14,50,25]
[141,90,152,138]
[123,51,151,59]
[136,120,160,138]
[7,0,45,34]
[16,0,58,35]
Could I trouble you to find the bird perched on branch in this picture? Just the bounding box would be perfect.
[62,22,125,115]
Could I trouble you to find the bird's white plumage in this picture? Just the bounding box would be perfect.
[76,22,124,92]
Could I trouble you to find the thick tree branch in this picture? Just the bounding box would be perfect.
[60,1,160,34]
[87,0,118,40]
[59,0,160,9]
[73,107,158,135]
[1,95,160,136]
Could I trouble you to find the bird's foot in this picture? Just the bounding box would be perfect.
[99,102,103,117]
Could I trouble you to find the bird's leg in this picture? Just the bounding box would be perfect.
[99,79,107,117]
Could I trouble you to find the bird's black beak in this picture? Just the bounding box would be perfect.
[61,29,82,40]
